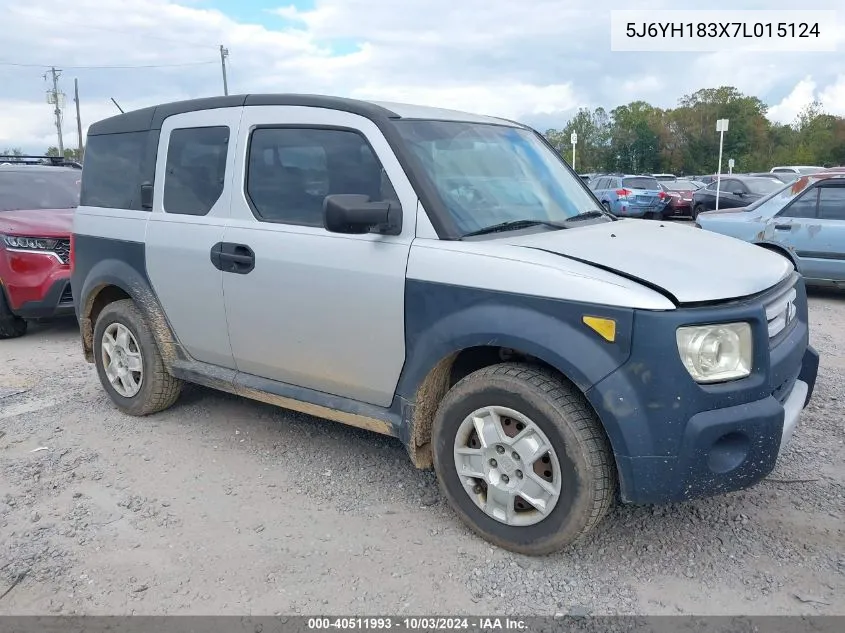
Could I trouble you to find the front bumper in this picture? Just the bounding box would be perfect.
[7,278,75,319]
[586,275,818,505]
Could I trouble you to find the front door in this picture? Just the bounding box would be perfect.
[767,181,845,282]
[221,106,418,407]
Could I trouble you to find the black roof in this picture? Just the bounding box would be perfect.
[88,94,402,136]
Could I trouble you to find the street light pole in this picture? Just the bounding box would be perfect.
[715,119,729,211]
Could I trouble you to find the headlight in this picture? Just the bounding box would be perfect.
[2,235,59,250]
[676,322,753,383]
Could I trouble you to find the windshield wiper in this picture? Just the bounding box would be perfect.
[462,219,567,238]
[565,209,615,222]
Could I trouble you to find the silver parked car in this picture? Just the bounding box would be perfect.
[71,94,819,555]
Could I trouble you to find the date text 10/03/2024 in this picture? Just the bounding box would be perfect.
[307,618,528,631]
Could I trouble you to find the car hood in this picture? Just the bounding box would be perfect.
[502,219,792,304]
[0,208,74,238]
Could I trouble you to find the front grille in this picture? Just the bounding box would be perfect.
[763,274,799,339]
[58,284,73,305]
[53,239,71,264]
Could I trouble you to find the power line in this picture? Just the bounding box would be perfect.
[0,60,217,69]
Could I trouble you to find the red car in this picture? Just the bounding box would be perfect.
[659,179,699,218]
[0,163,81,338]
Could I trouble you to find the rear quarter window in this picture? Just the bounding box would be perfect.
[80,131,150,210]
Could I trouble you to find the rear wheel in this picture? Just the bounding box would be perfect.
[0,289,27,339]
[93,299,183,416]
[602,201,611,213]
[431,363,617,555]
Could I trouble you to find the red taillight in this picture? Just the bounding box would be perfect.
[69,234,75,271]
[615,188,632,198]
[658,191,667,200]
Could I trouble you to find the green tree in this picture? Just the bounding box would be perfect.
[46,146,83,161]
[544,85,845,175]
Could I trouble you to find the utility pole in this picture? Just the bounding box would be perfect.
[74,78,83,161]
[219,44,229,96]
[46,67,64,155]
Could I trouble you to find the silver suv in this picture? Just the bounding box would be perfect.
[70,94,819,554]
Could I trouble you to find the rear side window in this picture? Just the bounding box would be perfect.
[622,177,659,190]
[246,127,397,227]
[163,126,230,216]
[80,132,148,209]
[818,186,845,220]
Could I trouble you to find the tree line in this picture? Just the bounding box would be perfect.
[1,147,83,161]
[544,86,845,176]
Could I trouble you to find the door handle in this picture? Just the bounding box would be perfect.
[774,224,792,231]
[210,242,255,274]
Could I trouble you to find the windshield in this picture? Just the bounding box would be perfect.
[622,177,660,190]
[743,176,825,214]
[745,178,784,195]
[393,120,605,235]
[665,180,696,190]
[0,169,81,211]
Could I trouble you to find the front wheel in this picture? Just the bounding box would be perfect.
[692,204,705,219]
[431,363,617,555]
[0,289,27,339]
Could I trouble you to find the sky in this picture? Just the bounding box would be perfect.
[0,0,843,153]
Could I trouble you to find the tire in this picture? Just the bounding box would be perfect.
[0,288,27,339]
[431,363,617,555]
[692,204,705,220]
[602,201,612,213]
[93,299,183,416]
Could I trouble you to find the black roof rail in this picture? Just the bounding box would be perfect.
[0,155,82,168]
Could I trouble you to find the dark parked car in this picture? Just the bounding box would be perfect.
[749,171,797,184]
[691,176,784,218]
[659,179,699,217]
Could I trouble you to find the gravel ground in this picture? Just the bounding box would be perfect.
[1,290,843,616]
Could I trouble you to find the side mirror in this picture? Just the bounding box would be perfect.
[323,194,402,236]
[733,190,745,197]
[140,182,153,210]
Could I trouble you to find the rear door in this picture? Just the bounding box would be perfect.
[145,108,242,368]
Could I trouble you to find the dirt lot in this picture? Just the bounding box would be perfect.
[1,291,843,616]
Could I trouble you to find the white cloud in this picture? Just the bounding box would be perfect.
[767,77,817,124]
[0,0,843,151]
[767,74,845,124]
